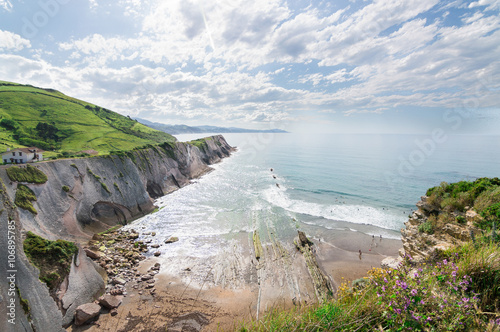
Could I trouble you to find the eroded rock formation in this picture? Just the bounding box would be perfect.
[400,196,481,263]
[0,135,234,331]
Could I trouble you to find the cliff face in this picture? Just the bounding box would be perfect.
[0,135,234,331]
[399,195,480,263]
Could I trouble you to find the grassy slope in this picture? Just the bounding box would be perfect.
[0,80,175,156]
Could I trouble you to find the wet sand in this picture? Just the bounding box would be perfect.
[315,231,402,287]
[71,229,401,331]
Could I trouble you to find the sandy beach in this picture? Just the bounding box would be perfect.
[70,229,401,332]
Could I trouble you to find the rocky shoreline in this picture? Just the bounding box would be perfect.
[0,135,235,332]
[69,229,168,326]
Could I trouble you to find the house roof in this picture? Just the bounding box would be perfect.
[1,147,45,155]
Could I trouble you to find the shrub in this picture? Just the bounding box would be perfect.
[0,118,19,130]
[14,184,37,214]
[62,185,70,192]
[418,221,434,234]
[23,231,78,291]
[370,255,479,331]
[444,241,500,313]
[18,137,53,151]
[479,202,500,230]
[474,186,500,212]
[188,138,207,151]
[456,215,466,224]
[6,164,48,184]
[426,178,500,230]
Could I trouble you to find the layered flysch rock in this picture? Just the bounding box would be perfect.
[398,196,480,263]
[0,135,234,332]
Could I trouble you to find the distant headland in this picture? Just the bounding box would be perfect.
[134,118,289,135]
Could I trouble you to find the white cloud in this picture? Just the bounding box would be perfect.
[89,0,98,9]
[343,109,385,116]
[0,30,31,51]
[0,0,13,12]
[325,69,351,84]
[469,0,500,11]
[2,0,500,128]
[298,73,323,86]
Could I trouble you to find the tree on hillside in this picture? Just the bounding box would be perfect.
[36,122,59,141]
[0,118,19,130]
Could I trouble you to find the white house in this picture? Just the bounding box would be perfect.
[2,147,44,164]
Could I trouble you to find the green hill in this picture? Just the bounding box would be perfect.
[0,80,175,158]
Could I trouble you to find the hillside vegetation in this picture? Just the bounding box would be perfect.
[242,179,500,331]
[0,80,175,157]
[425,177,500,230]
[23,231,78,293]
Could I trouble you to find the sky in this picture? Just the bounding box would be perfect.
[0,0,499,134]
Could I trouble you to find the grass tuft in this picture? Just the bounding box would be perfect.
[6,164,48,184]
[14,184,37,214]
[23,231,78,292]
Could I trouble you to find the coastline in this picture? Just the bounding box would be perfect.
[1,132,408,330]
[71,226,401,331]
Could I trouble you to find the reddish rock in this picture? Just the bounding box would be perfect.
[84,248,101,259]
[98,295,122,309]
[74,303,101,326]
[110,288,123,296]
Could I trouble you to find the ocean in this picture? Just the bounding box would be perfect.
[124,133,500,279]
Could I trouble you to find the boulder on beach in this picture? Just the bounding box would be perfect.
[98,294,122,309]
[165,236,179,244]
[128,233,140,240]
[113,277,127,285]
[74,303,101,326]
[84,248,102,259]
